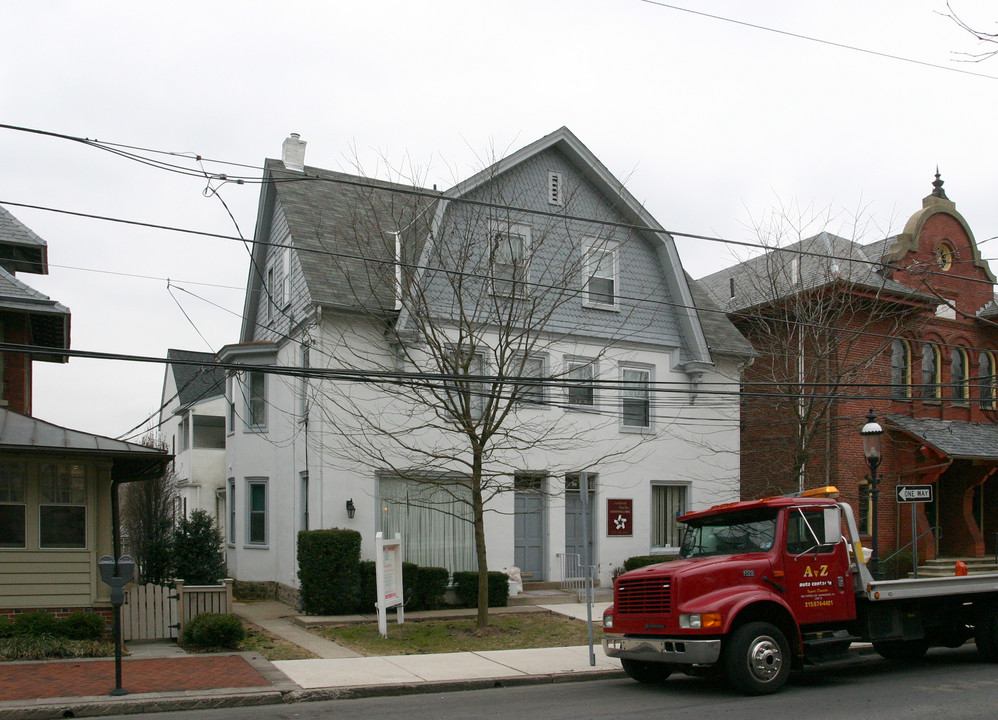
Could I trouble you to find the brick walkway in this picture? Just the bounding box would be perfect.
[0,655,269,701]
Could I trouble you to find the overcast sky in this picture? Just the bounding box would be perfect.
[4,0,998,440]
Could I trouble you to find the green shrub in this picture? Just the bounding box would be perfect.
[358,560,377,612]
[881,550,914,580]
[452,571,510,608]
[298,528,362,615]
[0,636,113,661]
[183,613,246,648]
[12,611,60,637]
[414,566,449,610]
[60,612,106,640]
[0,617,12,639]
[623,555,673,572]
[173,509,227,585]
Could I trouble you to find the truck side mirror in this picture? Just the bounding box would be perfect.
[822,507,841,545]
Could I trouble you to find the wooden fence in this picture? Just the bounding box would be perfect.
[121,578,233,642]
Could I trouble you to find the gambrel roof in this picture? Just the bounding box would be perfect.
[242,128,752,367]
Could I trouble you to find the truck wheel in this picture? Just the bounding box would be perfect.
[975,608,998,662]
[620,658,674,684]
[873,639,928,661]
[724,622,790,695]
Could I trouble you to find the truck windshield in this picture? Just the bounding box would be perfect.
[680,509,778,558]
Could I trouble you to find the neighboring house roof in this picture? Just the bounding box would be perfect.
[0,407,170,478]
[239,159,437,337]
[0,265,70,361]
[886,414,998,461]
[166,348,226,408]
[686,274,756,359]
[0,204,48,275]
[698,231,936,313]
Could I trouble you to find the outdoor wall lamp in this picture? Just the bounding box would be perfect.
[346,498,356,519]
[861,410,884,578]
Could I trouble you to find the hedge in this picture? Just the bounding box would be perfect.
[184,613,246,648]
[358,561,449,612]
[451,571,510,608]
[298,528,362,615]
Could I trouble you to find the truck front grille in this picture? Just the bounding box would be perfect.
[616,576,672,615]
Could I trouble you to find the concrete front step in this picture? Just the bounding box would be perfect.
[509,587,614,606]
[908,556,998,578]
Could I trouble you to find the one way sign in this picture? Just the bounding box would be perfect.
[896,485,933,503]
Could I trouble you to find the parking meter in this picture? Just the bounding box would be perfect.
[98,555,135,607]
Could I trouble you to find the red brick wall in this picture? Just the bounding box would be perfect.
[1,313,32,415]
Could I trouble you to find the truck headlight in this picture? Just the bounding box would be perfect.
[603,614,614,629]
[679,612,721,629]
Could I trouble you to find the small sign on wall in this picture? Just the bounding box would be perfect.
[607,498,633,536]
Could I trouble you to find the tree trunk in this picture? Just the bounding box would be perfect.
[472,450,489,629]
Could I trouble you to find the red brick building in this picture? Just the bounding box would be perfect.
[698,176,998,567]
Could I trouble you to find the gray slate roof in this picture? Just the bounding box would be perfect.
[166,349,226,407]
[0,204,48,274]
[686,274,755,359]
[266,159,436,313]
[697,232,936,313]
[887,414,998,460]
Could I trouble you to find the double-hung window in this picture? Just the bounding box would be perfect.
[246,478,268,546]
[246,371,267,429]
[491,223,530,296]
[921,343,941,399]
[584,240,618,309]
[514,354,546,405]
[450,347,487,420]
[565,357,596,408]
[979,351,997,410]
[952,348,969,402]
[227,478,236,545]
[621,366,652,429]
[39,464,87,549]
[0,461,26,548]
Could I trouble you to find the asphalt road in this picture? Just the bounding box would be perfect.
[104,645,997,720]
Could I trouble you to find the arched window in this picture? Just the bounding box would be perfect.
[979,351,997,410]
[951,348,969,402]
[921,343,941,399]
[935,242,954,271]
[891,339,911,399]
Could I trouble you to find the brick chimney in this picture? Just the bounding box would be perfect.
[282,133,306,172]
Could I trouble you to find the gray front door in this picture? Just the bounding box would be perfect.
[515,479,545,581]
[565,475,596,579]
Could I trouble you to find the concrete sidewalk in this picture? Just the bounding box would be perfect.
[0,601,620,719]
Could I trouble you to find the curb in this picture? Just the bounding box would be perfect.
[0,667,626,719]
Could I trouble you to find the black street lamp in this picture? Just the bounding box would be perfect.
[861,410,884,578]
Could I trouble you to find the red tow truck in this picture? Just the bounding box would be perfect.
[602,487,998,695]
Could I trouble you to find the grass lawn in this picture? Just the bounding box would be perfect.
[315,612,602,656]
[239,621,318,661]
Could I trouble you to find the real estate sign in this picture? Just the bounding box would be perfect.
[375,531,404,637]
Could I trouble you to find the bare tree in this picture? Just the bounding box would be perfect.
[305,157,669,628]
[699,202,931,497]
[121,433,178,585]
[945,1,998,62]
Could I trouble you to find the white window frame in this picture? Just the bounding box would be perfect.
[564,356,598,410]
[651,483,688,551]
[245,477,268,547]
[513,353,547,406]
[245,371,267,430]
[265,266,275,323]
[583,239,619,310]
[281,246,292,308]
[620,364,653,431]
[490,222,531,297]
[449,347,487,420]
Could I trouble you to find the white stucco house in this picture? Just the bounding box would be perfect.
[159,349,227,527]
[220,128,753,602]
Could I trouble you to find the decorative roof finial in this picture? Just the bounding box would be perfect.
[931,167,948,199]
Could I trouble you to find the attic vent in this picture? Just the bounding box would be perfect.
[729,277,735,299]
[548,171,564,206]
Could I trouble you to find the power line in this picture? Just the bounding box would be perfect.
[640,0,998,81]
